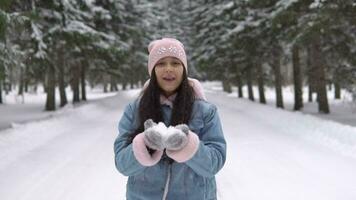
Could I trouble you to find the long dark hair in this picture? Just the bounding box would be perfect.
[127,67,195,144]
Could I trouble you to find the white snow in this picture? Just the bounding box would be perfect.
[64,20,98,35]
[206,81,356,127]
[31,22,47,59]
[309,0,327,9]
[227,15,263,36]
[226,0,301,37]
[0,86,117,130]
[0,83,355,200]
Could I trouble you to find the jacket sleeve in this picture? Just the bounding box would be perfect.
[114,103,146,176]
[185,104,227,178]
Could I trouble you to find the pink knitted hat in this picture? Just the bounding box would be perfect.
[148,38,187,76]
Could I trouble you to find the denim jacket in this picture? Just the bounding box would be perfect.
[114,99,227,200]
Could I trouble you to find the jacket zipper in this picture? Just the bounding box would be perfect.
[162,161,172,200]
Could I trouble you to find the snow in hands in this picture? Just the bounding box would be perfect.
[143,119,189,151]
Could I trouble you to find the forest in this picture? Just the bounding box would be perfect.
[1,0,355,113]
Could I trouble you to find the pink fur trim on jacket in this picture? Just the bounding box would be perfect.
[132,133,163,166]
[166,131,200,163]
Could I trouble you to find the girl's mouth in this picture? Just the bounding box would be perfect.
[163,77,176,81]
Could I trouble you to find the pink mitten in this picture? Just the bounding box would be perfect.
[166,131,200,163]
[132,133,163,166]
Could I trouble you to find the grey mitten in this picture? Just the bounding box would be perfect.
[165,124,189,151]
[143,119,166,150]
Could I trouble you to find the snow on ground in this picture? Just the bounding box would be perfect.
[0,89,140,200]
[0,86,117,130]
[209,92,356,199]
[0,85,356,200]
[204,81,356,127]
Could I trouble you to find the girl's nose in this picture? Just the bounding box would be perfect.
[165,64,174,72]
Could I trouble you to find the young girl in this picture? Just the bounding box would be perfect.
[114,38,226,200]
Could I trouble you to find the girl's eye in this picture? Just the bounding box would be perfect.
[156,63,164,66]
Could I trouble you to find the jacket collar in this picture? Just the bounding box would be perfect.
[160,93,177,108]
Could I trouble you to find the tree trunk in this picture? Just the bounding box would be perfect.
[24,65,29,93]
[58,45,68,107]
[222,79,232,93]
[24,80,28,93]
[334,82,341,99]
[9,83,12,93]
[328,83,332,90]
[110,78,114,92]
[306,45,314,102]
[8,63,13,93]
[43,81,47,93]
[236,70,243,98]
[223,66,232,93]
[71,65,80,103]
[103,74,109,93]
[58,65,67,107]
[81,64,87,101]
[311,37,329,113]
[140,77,146,88]
[256,61,266,104]
[18,67,24,95]
[0,80,3,104]
[308,84,313,102]
[246,66,254,101]
[103,83,108,93]
[122,81,127,91]
[110,75,118,92]
[4,80,9,95]
[292,45,303,110]
[45,66,56,111]
[272,47,284,108]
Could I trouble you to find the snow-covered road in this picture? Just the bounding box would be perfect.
[207,89,356,199]
[1,89,356,200]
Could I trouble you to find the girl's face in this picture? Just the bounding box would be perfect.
[154,56,184,97]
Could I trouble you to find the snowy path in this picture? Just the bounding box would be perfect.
[0,103,54,131]
[1,89,356,200]
[0,88,118,131]
[207,90,356,200]
[0,92,130,200]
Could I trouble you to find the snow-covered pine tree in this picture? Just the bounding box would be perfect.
[0,0,30,104]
